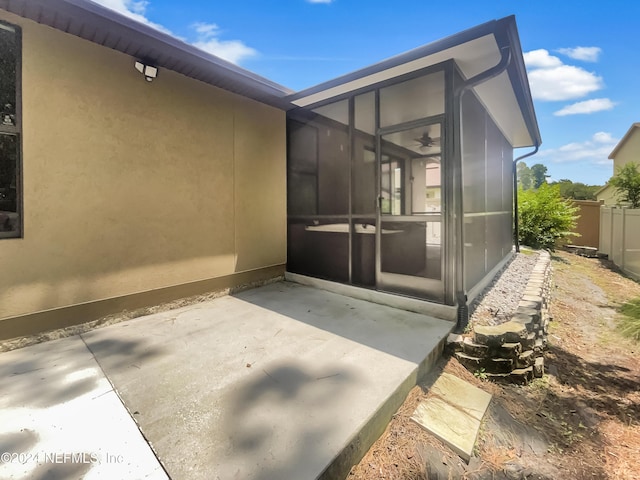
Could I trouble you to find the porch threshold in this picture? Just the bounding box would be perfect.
[285,271,458,322]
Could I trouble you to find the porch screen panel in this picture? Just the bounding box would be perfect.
[287,120,318,216]
[352,92,376,286]
[353,92,376,216]
[462,91,487,288]
[462,91,514,291]
[286,100,350,282]
[486,116,511,269]
[501,141,514,257]
[313,100,350,215]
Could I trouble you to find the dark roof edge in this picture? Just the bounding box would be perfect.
[497,15,542,147]
[0,0,293,107]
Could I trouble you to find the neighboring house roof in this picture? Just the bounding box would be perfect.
[609,122,640,159]
[595,183,612,197]
[287,15,541,149]
[0,0,293,109]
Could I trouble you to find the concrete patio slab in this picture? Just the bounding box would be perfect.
[81,281,453,480]
[0,336,167,480]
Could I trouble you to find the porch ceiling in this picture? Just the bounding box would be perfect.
[287,16,541,149]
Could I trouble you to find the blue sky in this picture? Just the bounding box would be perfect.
[96,0,640,186]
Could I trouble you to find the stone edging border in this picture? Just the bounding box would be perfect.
[447,251,552,384]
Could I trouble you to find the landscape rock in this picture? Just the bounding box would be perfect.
[462,337,490,357]
[454,352,484,371]
[474,321,528,346]
[496,342,522,359]
[487,357,514,374]
[516,350,535,368]
[534,357,544,378]
[453,249,551,384]
[510,367,534,385]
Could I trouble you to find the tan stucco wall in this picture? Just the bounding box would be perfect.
[0,11,286,322]
[613,128,640,171]
[596,184,618,206]
[600,126,640,206]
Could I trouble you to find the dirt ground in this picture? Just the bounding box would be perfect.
[348,250,640,480]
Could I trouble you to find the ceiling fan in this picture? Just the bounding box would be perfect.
[414,130,440,150]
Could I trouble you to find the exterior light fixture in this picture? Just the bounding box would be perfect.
[134,61,158,82]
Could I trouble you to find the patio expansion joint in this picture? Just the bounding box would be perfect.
[79,333,172,479]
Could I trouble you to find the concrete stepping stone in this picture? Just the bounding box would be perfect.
[411,373,491,462]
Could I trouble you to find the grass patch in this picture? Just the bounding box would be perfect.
[618,298,640,341]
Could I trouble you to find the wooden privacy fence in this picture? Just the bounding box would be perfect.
[600,206,640,280]
[571,200,602,249]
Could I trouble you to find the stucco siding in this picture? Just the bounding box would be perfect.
[596,184,617,206]
[233,96,287,272]
[0,11,286,323]
[613,129,640,170]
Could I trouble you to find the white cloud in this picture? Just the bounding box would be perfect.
[523,49,563,68]
[592,132,616,144]
[129,1,148,14]
[524,48,604,101]
[557,46,602,62]
[538,132,618,164]
[92,0,170,33]
[554,98,617,116]
[527,65,603,101]
[92,1,257,65]
[191,22,257,64]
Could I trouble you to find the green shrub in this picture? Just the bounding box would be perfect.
[609,162,640,208]
[518,183,579,250]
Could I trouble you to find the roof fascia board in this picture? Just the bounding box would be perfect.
[497,16,541,146]
[609,123,640,159]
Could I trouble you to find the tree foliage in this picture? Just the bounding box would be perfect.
[549,179,601,200]
[517,161,533,190]
[531,163,549,189]
[518,183,579,250]
[518,162,551,190]
[609,162,640,208]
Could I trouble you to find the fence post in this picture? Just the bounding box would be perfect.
[621,207,627,272]
[610,207,615,261]
[599,207,603,254]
